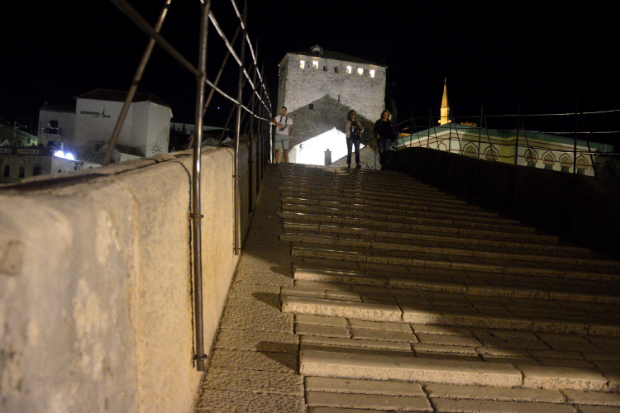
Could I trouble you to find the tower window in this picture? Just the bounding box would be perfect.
[357,68,364,75]
[309,104,315,110]
[334,67,339,73]
[370,69,375,78]
[300,60,305,69]
[323,66,327,71]
[312,61,319,70]
[346,66,352,74]
[3,165,9,177]
[19,166,25,178]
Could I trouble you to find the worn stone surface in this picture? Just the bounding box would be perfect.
[195,389,305,412]
[305,377,425,396]
[207,349,298,374]
[305,391,433,411]
[300,350,522,387]
[431,398,578,413]
[202,367,303,396]
[425,383,565,402]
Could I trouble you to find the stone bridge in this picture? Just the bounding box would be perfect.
[2,145,620,412]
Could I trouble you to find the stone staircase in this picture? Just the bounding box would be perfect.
[278,163,620,412]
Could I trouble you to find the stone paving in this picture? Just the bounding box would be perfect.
[195,163,620,412]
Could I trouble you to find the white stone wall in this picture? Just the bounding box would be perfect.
[278,53,386,121]
[0,144,260,413]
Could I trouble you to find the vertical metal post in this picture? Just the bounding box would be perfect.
[478,104,483,160]
[574,99,578,174]
[103,0,172,166]
[191,0,210,372]
[427,108,431,148]
[233,1,247,255]
[248,56,257,213]
[514,105,520,166]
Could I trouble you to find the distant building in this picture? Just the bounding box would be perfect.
[0,146,99,184]
[38,102,76,148]
[396,80,612,175]
[38,89,173,157]
[277,45,387,150]
[74,89,172,157]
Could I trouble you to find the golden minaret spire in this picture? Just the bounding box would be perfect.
[439,77,451,125]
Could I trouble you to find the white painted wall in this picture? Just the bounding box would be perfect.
[74,99,131,148]
[73,98,171,156]
[38,109,76,147]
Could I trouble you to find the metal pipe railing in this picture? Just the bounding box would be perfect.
[233,1,248,256]
[110,0,273,372]
[103,0,172,166]
[190,0,211,372]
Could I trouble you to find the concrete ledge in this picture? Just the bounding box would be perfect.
[0,145,262,413]
[300,350,523,387]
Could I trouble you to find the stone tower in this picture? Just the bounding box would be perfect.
[277,45,387,148]
[439,77,451,125]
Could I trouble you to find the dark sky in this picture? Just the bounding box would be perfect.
[3,0,619,147]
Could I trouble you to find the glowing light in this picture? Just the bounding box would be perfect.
[312,61,319,70]
[370,69,375,78]
[300,60,305,69]
[291,127,365,166]
[357,68,363,75]
[346,66,352,74]
[54,150,75,160]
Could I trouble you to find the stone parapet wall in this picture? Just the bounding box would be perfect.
[0,144,261,412]
[393,147,620,261]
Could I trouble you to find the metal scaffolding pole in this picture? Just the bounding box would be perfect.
[190,0,211,372]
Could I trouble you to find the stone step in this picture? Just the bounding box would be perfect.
[281,200,518,226]
[281,176,437,190]
[280,185,469,206]
[281,295,620,336]
[281,180,448,198]
[282,222,588,256]
[282,217,560,248]
[300,349,617,392]
[289,246,620,282]
[279,212,547,241]
[292,267,620,304]
[282,195,508,223]
[281,233,610,268]
[281,191,498,217]
[281,204,532,234]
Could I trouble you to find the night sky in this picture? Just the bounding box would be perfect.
[3,1,619,148]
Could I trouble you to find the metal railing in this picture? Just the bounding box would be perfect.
[107,0,272,371]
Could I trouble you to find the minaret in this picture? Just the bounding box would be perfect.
[439,77,451,125]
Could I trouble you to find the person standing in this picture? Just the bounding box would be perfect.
[345,110,364,168]
[272,106,293,163]
[373,110,398,167]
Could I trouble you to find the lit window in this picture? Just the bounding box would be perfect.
[370,69,375,78]
[346,66,352,74]
[312,61,319,70]
[357,68,364,75]
[300,60,305,69]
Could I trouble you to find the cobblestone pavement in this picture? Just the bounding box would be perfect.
[195,163,620,412]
